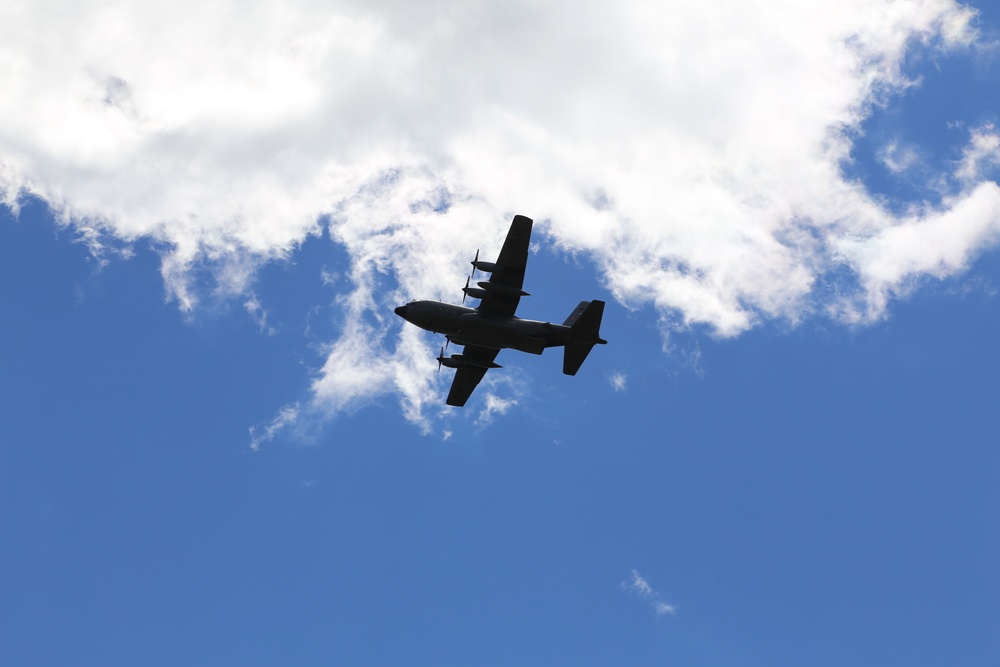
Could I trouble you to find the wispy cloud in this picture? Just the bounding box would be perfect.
[609,372,627,392]
[476,393,518,426]
[878,140,923,174]
[244,292,276,336]
[0,0,996,427]
[622,569,676,616]
[249,403,300,451]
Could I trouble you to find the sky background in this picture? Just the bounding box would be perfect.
[2,1,1000,665]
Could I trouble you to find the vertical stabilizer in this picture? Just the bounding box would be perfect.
[563,300,607,375]
[562,301,590,327]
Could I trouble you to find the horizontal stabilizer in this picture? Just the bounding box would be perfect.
[563,342,595,376]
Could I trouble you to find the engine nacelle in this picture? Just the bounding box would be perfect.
[473,260,499,273]
[462,286,487,299]
[477,281,530,297]
[440,355,502,370]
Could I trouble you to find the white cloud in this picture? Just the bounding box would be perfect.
[955,124,1000,183]
[249,403,300,450]
[653,601,677,616]
[244,292,276,336]
[833,181,1000,319]
[476,393,518,426]
[609,373,627,392]
[878,140,923,174]
[625,570,655,598]
[622,569,676,615]
[1,0,997,427]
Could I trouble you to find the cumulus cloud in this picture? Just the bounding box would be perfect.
[1,0,998,426]
[622,569,676,615]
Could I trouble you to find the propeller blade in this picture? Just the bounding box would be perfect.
[471,249,480,280]
[462,275,470,304]
[437,346,445,372]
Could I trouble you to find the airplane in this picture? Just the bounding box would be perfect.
[393,214,607,407]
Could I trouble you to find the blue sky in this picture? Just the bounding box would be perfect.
[3,1,1000,665]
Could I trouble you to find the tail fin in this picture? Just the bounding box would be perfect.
[562,300,590,327]
[563,300,607,376]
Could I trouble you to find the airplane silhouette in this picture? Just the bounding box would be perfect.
[394,215,607,406]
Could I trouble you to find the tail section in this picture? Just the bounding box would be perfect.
[562,301,590,327]
[563,300,607,376]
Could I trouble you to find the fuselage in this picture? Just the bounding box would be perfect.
[394,300,571,354]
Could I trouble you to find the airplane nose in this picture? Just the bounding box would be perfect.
[394,304,408,318]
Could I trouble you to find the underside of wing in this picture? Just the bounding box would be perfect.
[477,215,532,318]
[445,345,501,407]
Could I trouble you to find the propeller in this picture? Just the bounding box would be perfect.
[462,275,471,304]
[470,249,480,280]
[437,346,445,372]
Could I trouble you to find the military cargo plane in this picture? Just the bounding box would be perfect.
[394,214,607,406]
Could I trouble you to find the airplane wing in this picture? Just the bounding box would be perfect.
[445,344,501,407]
[477,215,533,318]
